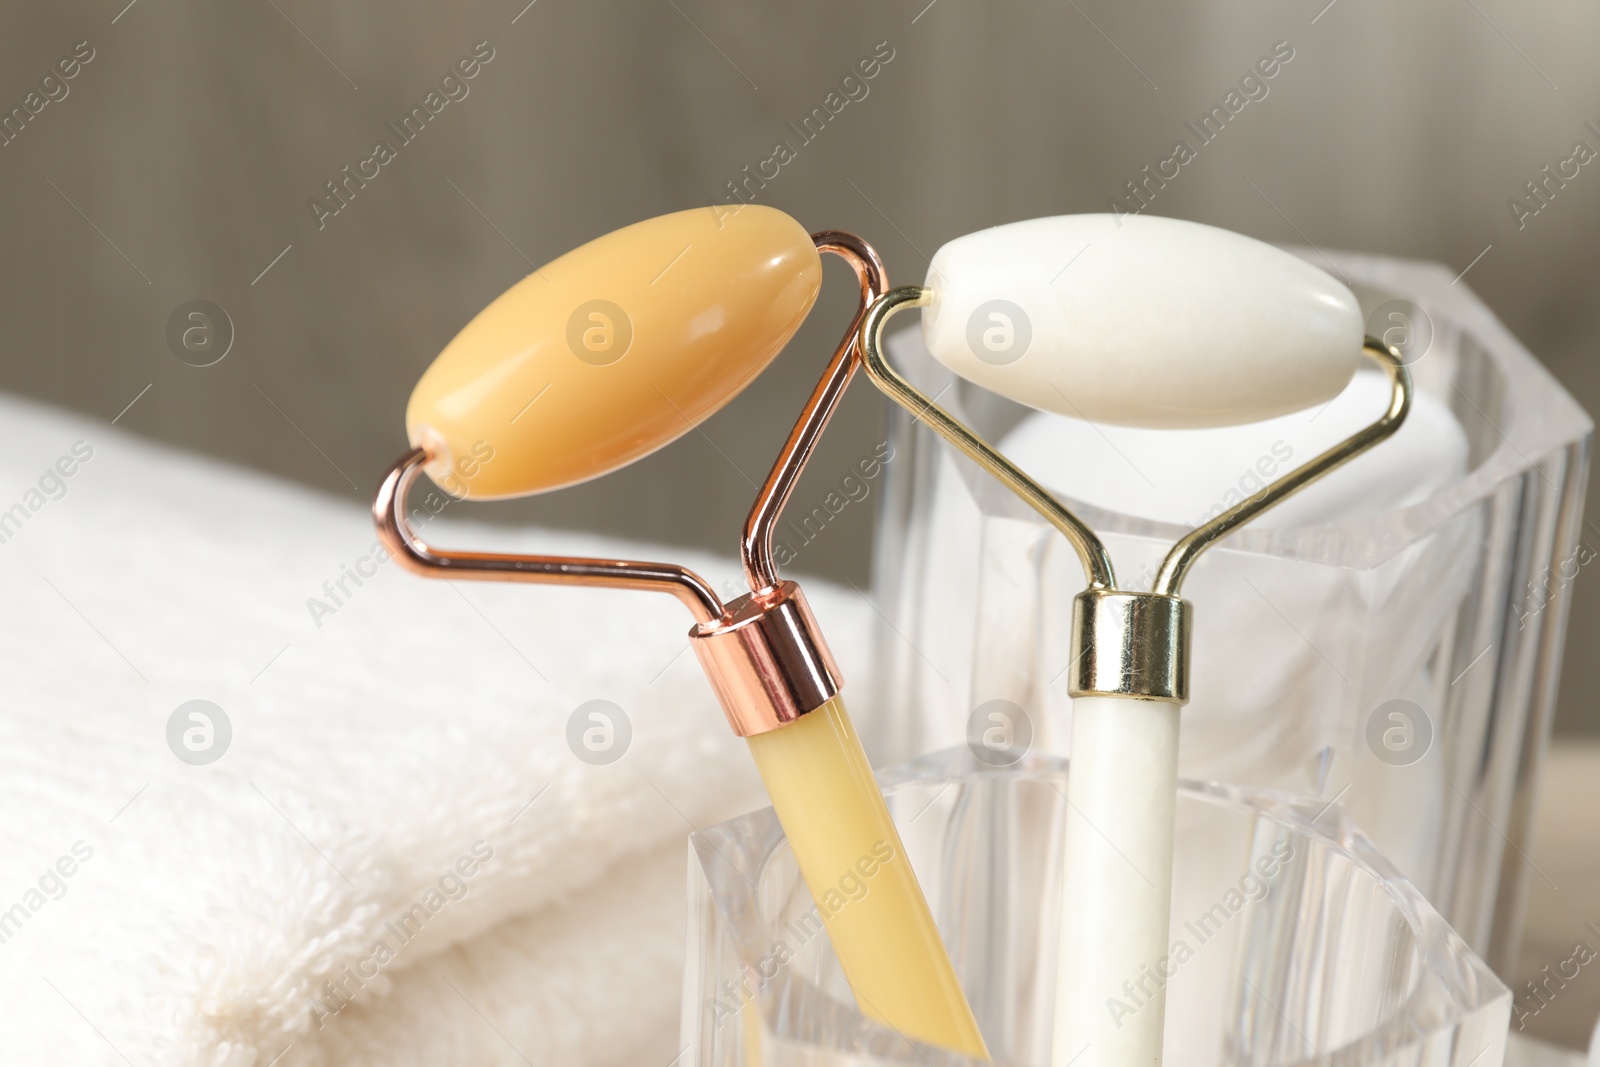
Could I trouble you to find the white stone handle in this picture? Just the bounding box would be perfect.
[922,214,1363,428]
[1054,695,1179,1067]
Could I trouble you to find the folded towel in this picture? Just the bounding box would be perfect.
[283,842,692,1067]
[0,394,872,1065]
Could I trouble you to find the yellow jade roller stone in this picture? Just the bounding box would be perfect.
[406,205,822,499]
[747,697,990,1058]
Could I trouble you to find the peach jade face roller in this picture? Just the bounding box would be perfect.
[856,213,1414,1067]
[372,205,988,1058]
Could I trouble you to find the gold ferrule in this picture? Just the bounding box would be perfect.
[1068,590,1191,704]
[690,580,843,736]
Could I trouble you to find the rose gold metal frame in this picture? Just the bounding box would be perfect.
[741,230,886,595]
[373,446,725,623]
[374,231,887,735]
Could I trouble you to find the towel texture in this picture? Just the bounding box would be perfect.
[0,394,871,1065]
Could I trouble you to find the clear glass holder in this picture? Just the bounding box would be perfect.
[682,747,1512,1067]
[866,250,1593,978]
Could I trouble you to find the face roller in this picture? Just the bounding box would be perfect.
[856,213,1414,1067]
[373,205,988,1057]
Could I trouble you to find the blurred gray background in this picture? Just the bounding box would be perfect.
[2,7,1594,695]
[3,0,1598,1050]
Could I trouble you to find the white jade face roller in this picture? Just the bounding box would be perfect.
[856,213,1413,1067]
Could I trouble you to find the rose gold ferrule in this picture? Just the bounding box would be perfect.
[690,580,842,736]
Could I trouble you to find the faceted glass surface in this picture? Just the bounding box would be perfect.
[682,748,1511,1067]
[866,251,1593,977]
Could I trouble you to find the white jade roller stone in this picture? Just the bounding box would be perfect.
[922,214,1365,428]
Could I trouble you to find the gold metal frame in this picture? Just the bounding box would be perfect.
[857,283,1413,702]
[375,232,887,735]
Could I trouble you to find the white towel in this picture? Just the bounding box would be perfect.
[0,393,873,1066]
